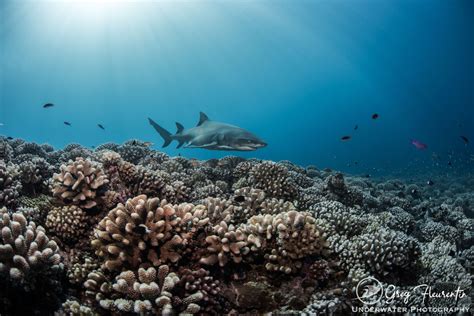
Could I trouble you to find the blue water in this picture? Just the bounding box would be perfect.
[1,0,473,176]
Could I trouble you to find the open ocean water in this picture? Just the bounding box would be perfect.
[0,1,473,315]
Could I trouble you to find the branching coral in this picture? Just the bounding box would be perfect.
[18,157,54,194]
[351,229,420,276]
[243,211,329,273]
[17,194,53,226]
[200,221,252,267]
[59,144,95,163]
[0,140,14,162]
[118,140,152,164]
[98,265,205,314]
[420,220,460,244]
[201,210,328,274]
[248,161,298,200]
[60,299,98,316]
[14,142,48,159]
[92,195,209,271]
[46,206,89,243]
[0,160,22,207]
[52,157,109,209]
[0,212,62,281]
[68,254,100,286]
[310,200,366,237]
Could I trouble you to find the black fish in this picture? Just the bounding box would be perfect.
[43,103,54,108]
[354,125,358,130]
[460,135,469,144]
[372,113,379,120]
[427,180,434,186]
[364,174,371,178]
[234,195,245,203]
[448,161,452,166]
[98,124,105,130]
[64,121,71,126]
[133,224,149,235]
[341,136,351,141]
[7,136,13,140]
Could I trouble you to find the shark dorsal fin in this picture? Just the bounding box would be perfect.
[175,122,184,134]
[197,112,210,126]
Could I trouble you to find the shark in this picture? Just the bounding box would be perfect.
[148,112,267,151]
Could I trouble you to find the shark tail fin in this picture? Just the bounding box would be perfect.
[148,117,173,148]
[175,122,184,134]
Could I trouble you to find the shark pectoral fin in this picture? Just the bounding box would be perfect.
[176,141,185,148]
[217,145,233,150]
[184,141,217,149]
[200,141,218,148]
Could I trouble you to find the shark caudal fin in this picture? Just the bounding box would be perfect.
[148,118,173,148]
[175,122,185,148]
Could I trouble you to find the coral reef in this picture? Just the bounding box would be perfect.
[52,157,109,209]
[91,195,209,271]
[46,205,89,243]
[0,160,22,207]
[0,137,473,315]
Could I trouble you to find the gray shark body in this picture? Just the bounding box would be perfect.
[148,112,267,151]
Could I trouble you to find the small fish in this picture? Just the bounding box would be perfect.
[234,195,245,203]
[64,121,71,126]
[354,125,358,130]
[411,139,428,150]
[98,124,105,130]
[460,136,469,144]
[43,103,54,108]
[364,174,371,178]
[354,161,359,165]
[133,224,150,235]
[411,189,418,195]
[447,161,452,166]
[91,146,96,149]
[371,113,379,120]
[427,180,434,186]
[143,142,153,147]
[341,136,351,141]
[7,136,13,140]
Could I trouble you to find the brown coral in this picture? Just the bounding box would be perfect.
[97,265,205,314]
[46,205,89,243]
[0,212,62,281]
[248,161,298,200]
[52,157,109,209]
[92,195,209,271]
[0,160,22,207]
[201,209,328,273]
